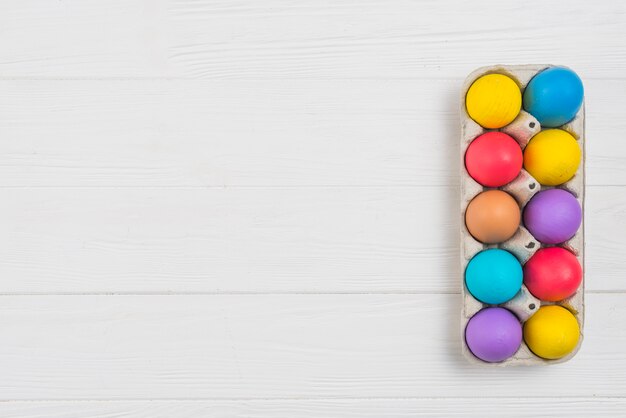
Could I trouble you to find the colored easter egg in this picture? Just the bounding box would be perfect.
[523,67,584,128]
[523,305,580,359]
[465,132,523,187]
[465,190,520,244]
[523,189,581,244]
[465,307,522,363]
[465,249,523,305]
[524,247,582,302]
[466,74,522,129]
[523,129,581,186]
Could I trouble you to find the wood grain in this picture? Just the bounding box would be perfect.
[0,79,623,187]
[0,186,622,293]
[1,399,626,418]
[0,294,624,400]
[1,0,625,79]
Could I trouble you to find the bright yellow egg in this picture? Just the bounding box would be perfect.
[465,74,522,129]
[523,129,581,186]
[523,305,580,360]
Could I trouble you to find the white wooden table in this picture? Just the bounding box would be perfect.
[1,1,625,416]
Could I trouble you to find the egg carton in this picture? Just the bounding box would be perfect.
[460,64,585,366]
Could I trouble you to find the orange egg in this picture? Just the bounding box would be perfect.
[465,190,520,244]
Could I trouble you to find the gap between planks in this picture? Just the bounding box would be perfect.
[0,396,625,402]
[0,290,619,296]
[0,76,622,81]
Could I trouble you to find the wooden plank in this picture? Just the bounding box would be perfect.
[1,0,625,79]
[0,294,624,399]
[1,398,625,418]
[0,186,622,293]
[0,79,623,187]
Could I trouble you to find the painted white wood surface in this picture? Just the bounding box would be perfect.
[0,79,624,187]
[1,0,626,416]
[0,294,625,399]
[0,186,624,293]
[2,399,626,418]
[1,0,625,80]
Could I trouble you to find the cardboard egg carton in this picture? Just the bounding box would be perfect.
[460,65,585,366]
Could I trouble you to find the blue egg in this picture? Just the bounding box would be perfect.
[465,249,522,305]
[523,67,584,128]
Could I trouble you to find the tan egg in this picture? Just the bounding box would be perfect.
[465,190,520,244]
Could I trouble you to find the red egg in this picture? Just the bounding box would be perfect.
[523,247,582,301]
[465,132,523,187]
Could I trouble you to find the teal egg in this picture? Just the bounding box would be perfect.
[465,249,523,304]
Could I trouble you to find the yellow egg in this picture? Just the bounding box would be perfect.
[523,129,581,186]
[465,74,522,129]
[523,305,580,360]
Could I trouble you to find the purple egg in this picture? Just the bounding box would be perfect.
[523,189,582,244]
[465,307,522,363]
